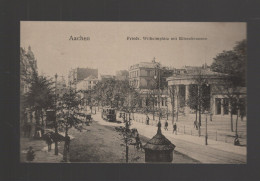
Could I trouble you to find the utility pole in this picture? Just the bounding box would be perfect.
[54,73,58,155]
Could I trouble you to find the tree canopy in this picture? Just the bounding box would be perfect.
[211,39,246,86]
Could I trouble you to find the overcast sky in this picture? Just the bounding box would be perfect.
[21,22,246,79]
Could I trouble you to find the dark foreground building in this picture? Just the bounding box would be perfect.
[143,122,175,162]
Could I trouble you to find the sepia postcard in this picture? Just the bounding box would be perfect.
[20,21,247,163]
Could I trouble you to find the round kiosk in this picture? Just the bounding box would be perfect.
[143,122,176,163]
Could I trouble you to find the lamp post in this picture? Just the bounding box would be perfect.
[154,62,161,122]
[54,73,58,155]
[205,82,209,146]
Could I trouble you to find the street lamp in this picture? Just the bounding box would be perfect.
[154,64,161,122]
[204,82,210,146]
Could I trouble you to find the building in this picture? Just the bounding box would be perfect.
[115,70,129,81]
[129,60,159,89]
[129,59,175,111]
[167,67,247,117]
[76,75,99,91]
[68,67,98,86]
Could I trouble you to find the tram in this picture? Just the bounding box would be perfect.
[101,107,117,122]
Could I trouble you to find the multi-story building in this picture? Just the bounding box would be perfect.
[129,59,175,110]
[68,67,98,86]
[76,75,99,91]
[129,60,159,90]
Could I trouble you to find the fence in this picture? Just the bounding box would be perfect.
[132,115,246,145]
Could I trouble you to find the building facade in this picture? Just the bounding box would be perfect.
[167,67,247,117]
[68,67,98,86]
[76,75,99,91]
[129,59,175,113]
[129,61,159,89]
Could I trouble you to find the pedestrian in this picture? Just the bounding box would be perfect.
[194,120,198,130]
[173,122,177,135]
[234,135,240,146]
[210,113,213,121]
[164,121,168,131]
[26,146,35,162]
[45,134,53,151]
[146,115,150,125]
[135,133,142,150]
[65,135,70,152]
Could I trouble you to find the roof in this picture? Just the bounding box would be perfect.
[143,126,175,151]
[167,69,228,81]
[130,61,160,70]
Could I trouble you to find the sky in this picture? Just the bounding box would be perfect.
[21,22,246,79]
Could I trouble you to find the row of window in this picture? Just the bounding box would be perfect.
[129,70,139,78]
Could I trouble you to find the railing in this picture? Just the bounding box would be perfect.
[132,115,246,145]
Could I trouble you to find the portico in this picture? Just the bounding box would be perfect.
[167,70,230,116]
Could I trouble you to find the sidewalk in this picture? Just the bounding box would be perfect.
[133,112,247,145]
[20,137,63,163]
[93,112,246,164]
[20,131,75,163]
[130,121,246,163]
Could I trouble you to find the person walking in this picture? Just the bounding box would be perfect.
[194,120,198,130]
[45,134,53,151]
[146,115,150,125]
[135,133,142,150]
[164,121,168,131]
[173,122,177,135]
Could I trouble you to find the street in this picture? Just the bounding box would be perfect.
[67,117,199,163]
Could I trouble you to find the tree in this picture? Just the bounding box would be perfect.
[168,85,175,124]
[187,84,199,124]
[188,70,211,136]
[56,87,87,162]
[211,39,247,133]
[211,39,246,86]
[24,69,55,136]
[115,116,137,163]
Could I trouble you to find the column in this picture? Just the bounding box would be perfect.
[228,99,231,116]
[221,98,224,116]
[185,84,190,114]
[175,85,179,115]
